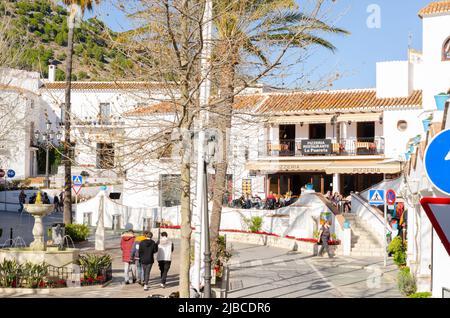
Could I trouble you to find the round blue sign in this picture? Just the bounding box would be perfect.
[424,129,450,195]
[7,169,15,178]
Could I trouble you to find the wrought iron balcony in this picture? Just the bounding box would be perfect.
[260,137,385,157]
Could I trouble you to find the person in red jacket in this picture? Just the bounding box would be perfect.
[120,229,136,284]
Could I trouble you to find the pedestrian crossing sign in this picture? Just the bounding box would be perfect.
[72,175,83,185]
[368,189,385,205]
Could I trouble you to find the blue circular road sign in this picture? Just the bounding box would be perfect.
[7,169,15,178]
[424,129,450,195]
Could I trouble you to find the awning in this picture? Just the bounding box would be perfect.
[246,160,330,172]
[337,112,382,122]
[268,115,334,124]
[246,159,402,174]
[325,160,402,174]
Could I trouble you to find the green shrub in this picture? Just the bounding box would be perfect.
[398,267,417,296]
[244,216,263,233]
[78,254,112,279]
[408,292,432,298]
[388,236,407,266]
[65,224,90,242]
[215,235,232,266]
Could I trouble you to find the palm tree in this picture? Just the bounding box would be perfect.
[209,0,349,260]
[61,0,100,225]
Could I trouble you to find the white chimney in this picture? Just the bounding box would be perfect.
[48,65,56,82]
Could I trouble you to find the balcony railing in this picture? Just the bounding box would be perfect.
[261,137,385,157]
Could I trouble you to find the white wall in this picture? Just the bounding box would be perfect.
[383,108,423,158]
[432,230,450,298]
[421,15,450,110]
[376,61,412,98]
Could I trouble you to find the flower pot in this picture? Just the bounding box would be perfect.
[422,119,431,132]
[435,94,449,111]
[405,152,411,161]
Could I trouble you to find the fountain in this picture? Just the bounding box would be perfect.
[25,191,54,251]
[0,191,80,267]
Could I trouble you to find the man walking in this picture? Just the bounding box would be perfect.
[139,231,158,291]
[120,229,136,284]
[130,232,147,285]
[156,232,174,288]
[18,190,26,213]
[53,194,60,213]
[317,220,333,258]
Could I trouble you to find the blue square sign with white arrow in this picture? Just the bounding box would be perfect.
[369,189,385,205]
[72,175,83,186]
[424,129,450,195]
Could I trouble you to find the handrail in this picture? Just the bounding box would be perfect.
[314,193,345,230]
[351,193,393,233]
[358,176,403,200]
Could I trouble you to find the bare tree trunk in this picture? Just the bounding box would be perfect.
[210,55,236,262]
[63,11,75,225]
[179,144,192,297]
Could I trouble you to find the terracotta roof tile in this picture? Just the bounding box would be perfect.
[124,94,266,116]
[419,1,450,17]
[257,89,422,114]
[124,101,180,116]
[42,81,166,90]
[124,89,422,116]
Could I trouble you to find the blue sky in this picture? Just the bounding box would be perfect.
[88,0,432,90]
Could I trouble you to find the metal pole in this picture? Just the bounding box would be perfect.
[203,160,212,298]
[45,144,50,188]
[193,0,213,294]
[384,198,387,267]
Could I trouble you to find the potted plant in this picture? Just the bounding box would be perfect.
[422,113,433,132]
[434,92,450,111]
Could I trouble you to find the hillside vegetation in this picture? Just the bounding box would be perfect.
[0,0,136,81]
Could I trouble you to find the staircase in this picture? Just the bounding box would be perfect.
[344,213,385,257]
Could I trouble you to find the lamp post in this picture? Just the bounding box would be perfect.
[35,120,61,188]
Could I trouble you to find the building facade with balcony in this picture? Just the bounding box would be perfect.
[237,88,424,197]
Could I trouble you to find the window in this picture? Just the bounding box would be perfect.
[161,174,181,207]
[96,143,114,169]
[397,120,408,131]
[99,103,111,124]
[309,123,326,139]
[357,122,375,141]
[443,36,450,61]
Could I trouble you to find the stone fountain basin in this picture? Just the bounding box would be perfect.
[0,248,79,267]
[23,204,54,216]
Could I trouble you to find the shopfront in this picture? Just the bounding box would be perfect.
[246,159,402,197]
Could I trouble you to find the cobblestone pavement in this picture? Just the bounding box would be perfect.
[227,242,402,298]
[1,211,401,298]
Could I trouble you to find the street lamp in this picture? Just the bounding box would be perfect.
[201,134,216,298]
[34,120,62,188]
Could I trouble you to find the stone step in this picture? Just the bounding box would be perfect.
[350,251,385,257]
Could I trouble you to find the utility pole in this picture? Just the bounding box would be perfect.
[192,0,213,296]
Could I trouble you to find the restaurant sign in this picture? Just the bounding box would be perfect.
[301,139,332,155]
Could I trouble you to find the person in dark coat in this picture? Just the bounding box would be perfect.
[138,231,158,291]
[317,220,333,258]
[53,195,60,213]
[18,190,26,212]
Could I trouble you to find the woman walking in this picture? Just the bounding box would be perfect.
[317,220,333,258]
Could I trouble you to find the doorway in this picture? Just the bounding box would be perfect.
[309,123,326,139]
[279,124,295,156]
[357,122,375,141]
